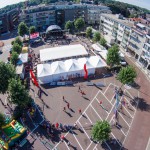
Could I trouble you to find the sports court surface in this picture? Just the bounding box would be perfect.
[53,83,138,150]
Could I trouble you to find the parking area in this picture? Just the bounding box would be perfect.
[49,82,137,150]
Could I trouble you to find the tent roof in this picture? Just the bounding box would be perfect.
[37,64,52,77]
[78,57,94,69]
[98,50,108,60]
[64,59,81,71]
[19,53,28,63]
[51,61,66,74]
[92,43,106,52]
[89,56,107,68]
[46,25,61,33]
[40,44,88,62]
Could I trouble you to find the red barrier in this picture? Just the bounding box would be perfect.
[30,70,39,87]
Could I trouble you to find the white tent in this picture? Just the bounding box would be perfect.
[19,53,28,63]
[37,64,53,84]
[40,44,88,62]
[98,50,108,60]
[78,57,95,75]
[88,56,107,68]
[92,43,106,52]
[51,61,67,81]
[64,59,82,76]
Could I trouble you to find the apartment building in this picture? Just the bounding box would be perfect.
[100,13,150,72]
[87,5,111,25]
[0,8,19,34]
[19,3,111,29]
[100,14,133,48]
[19,4,56,30]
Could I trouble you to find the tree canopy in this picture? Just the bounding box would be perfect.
[14,37,23,47]
[10,51,19,66]
[29,26,36,34]
[106,45,120,67]
[65,21,74,31]
[74,18,85,31]
[18,22,29,37]
[99,37,107,47]
[91,121,111,142]
[12,43,22,54]
[8,78,31,108]
[117,66,137,85]
[0,113,6,128]
[86,27,92,38]
[93,32,101,42]
[0,62,16,94]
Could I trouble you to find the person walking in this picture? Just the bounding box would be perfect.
[61,135,65,142]
[63,96,65,101]
[55,123,59,129]
[67,103,70,109]
[99,101,102,105]
[79,109,82,114]
[63,107,66,112]
[78,86,81,92]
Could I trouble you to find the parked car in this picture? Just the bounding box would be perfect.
[120,57,127,66]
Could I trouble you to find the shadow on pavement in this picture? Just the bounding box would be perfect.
[131,97,150,112]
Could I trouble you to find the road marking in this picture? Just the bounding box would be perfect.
[111,133,122,147]
[86,141,93,150]
[90,104,102,121]
[77,121,90,139]
[53,90,101,149]
[118,112,130,127]
[71,130,84,150]
[64,141,70,150]
[103,83,111,94]
[84,112,92,124]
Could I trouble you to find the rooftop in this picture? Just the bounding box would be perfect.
[101,13,134,28]
[40,44,88,62]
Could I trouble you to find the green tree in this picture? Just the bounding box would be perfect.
[18,22,28,37]
[106,45,120,67]
[93,32,101,42]
[29,26,36,34]
[12,43,22,54]
[0,62,16,94]
[14,37,23,47]
[117,66,137,86]
[91,121,111,142]
[86,27,92,38]
[74,18,85,31]
[8,78,31,108]
[0,113,6,127]
[10,51,19,66]
[11,40,14,45]
[99,37,107,47]
[65,21,73,32]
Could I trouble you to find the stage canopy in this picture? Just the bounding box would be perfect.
[40,44,88,62]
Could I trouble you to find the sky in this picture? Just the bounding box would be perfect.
[0,0,26,9]
[0,0,149,10]
[116,0,150,10]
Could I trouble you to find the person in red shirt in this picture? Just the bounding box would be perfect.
[55,123,59,129]
[79,109,82,114]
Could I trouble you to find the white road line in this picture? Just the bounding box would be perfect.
[111,133,122,147]
[105,99,116,120]
[122,100,138,144]
[90,104,102,121]
[105,141,112,150]
[76,90,101,123]
[53,90,101,149]
[118,112,130,127]
[86,141,93,150]
[71,131,84,150]
[95,98,109,114]
[93,144,97,150]
[77,121,90,139]
[103,83,111,95]
[109,119,126,137]
[84,112,92,124]
[64,141,70,150]
[98,90,113,106]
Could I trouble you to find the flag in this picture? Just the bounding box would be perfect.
[30,70,39,87]
[84,64,88,79]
